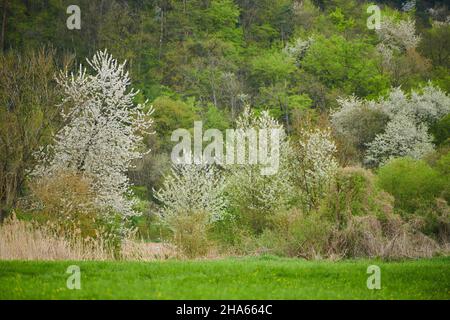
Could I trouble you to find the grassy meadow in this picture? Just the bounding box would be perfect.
[1,256,449,300]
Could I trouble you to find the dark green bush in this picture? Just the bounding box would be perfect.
[430,113,450,146]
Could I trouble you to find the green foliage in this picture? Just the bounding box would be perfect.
[203,104,231,131]
[288,94,313,110]
[435,150,450,177]
[377,157,445,213]
[200,0,242,43]
[410,198,449,243]
[151,96,197,152]
[419,24,450,69]
[434,151,450,203]
[328,8,355,31]
[257,210,332,259]
[250,50,295,86]
[0,48,64,219]
[302,35,390,98]
[430,113,450,146]
[320,167,394,225]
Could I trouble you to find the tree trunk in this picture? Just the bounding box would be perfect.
[1,0,8,52]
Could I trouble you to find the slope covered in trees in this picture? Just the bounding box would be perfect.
[0,0,449,260]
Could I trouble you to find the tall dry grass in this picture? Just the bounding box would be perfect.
[329,214,442,260]
[0,215,175,261]
[0,215,112,260]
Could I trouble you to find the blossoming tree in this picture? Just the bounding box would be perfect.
[34,50,154,219]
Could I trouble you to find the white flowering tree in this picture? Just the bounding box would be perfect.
[34,50,154,219]
[332,83,449,166]
[225,107,295,218]
[365,112,434,166]
[292,129,338,211]
[378,84,450,125]
[375,16,421,74]
[154,164,226,224]
[334,83,450,130]
[376,16,421,52]
[332,95,389,151]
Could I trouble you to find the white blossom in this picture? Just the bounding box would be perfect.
[409,84,450,124]
[283,37,314,67]
[293,128,338,210]
[376,16,421,51]
[377,83,450,124]
[34,49,154,218]
[365,112,434,166]
[401,0,416,12]
[225,107,295,213]
[154,163,227,223]
[333,84,448,166]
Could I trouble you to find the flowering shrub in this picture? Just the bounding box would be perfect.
[376,16,421,52]
[154,163,227,223]
[332,95,389,152]
[224,107,295,231]
[378,84,450,125]
[154,163,226,257]
[365,113,434,166]
[332,84,449,166]
[33,50,154,219]
[292,129,338,211]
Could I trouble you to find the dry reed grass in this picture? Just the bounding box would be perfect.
[330,214,442,259]
[0,215,176,261]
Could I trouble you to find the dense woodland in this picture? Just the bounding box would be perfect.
[0,0,449,260]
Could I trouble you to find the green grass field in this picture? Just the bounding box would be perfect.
[0,256,449,299]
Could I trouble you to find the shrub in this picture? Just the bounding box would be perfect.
[154,164,226,257]
[209,213,249,250]
[251,206,440,260]
[329,213,440,259]
[154,164,226,223]
[410,198,449,243]
[291,128,338,211]
[377,157,444,213]
[314,167,441,259]
[23,170,123,251]
[364,113,434,167]
[256,209,332,259]
[319,167,394,225]
[430,113,450,146]
[224,107,294,232]
[332,96,389,152]
[434,150,450,202]
[167,210,212,258]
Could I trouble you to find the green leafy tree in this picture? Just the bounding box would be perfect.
[0,48,66,219]
[302,35,390,99]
